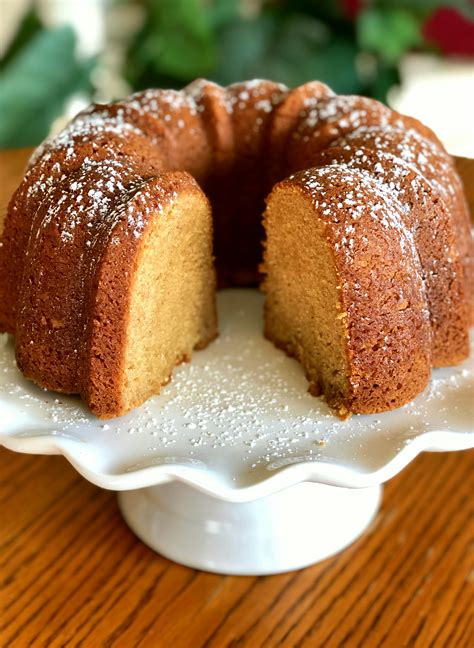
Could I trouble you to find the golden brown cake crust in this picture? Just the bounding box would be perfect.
[331,124,474,325]
[0,126,165,334]
[15,157,157,394]
[308,145,469,367]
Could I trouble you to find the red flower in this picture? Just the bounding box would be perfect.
[342,0,365,19]
[423,7,474,57]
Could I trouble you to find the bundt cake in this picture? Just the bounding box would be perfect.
[0,79,471,419]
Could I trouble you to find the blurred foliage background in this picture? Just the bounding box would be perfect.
[0,0,473,150]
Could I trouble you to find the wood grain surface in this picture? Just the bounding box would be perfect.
[1,148,473,647]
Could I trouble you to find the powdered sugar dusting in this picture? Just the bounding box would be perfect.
[29,109,145,168]
[293,164,423,277]
[297,94,392,137]
[227,80,287,115]
[128,87,200,118]
[332,124,460,205]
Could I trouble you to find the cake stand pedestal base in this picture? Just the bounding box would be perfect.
[118,481,382,575]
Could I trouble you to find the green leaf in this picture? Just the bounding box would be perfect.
[367,61,399,103]
[211,15,277,84]
[357,8,423,63]
[377,0,473,19]
[132,0,217,82]
[0,26,93,148]
[203,0,240,30]
[213,13,362,94]
[298,0,351,22]
[0,9,42,71]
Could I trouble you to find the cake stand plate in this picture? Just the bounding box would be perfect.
[1,290,473,574]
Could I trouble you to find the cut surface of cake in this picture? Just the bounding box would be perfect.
[0,79,471,419]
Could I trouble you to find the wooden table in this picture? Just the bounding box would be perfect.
[1,149,473,647]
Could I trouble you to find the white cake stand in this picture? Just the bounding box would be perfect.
[1,290,473,575]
